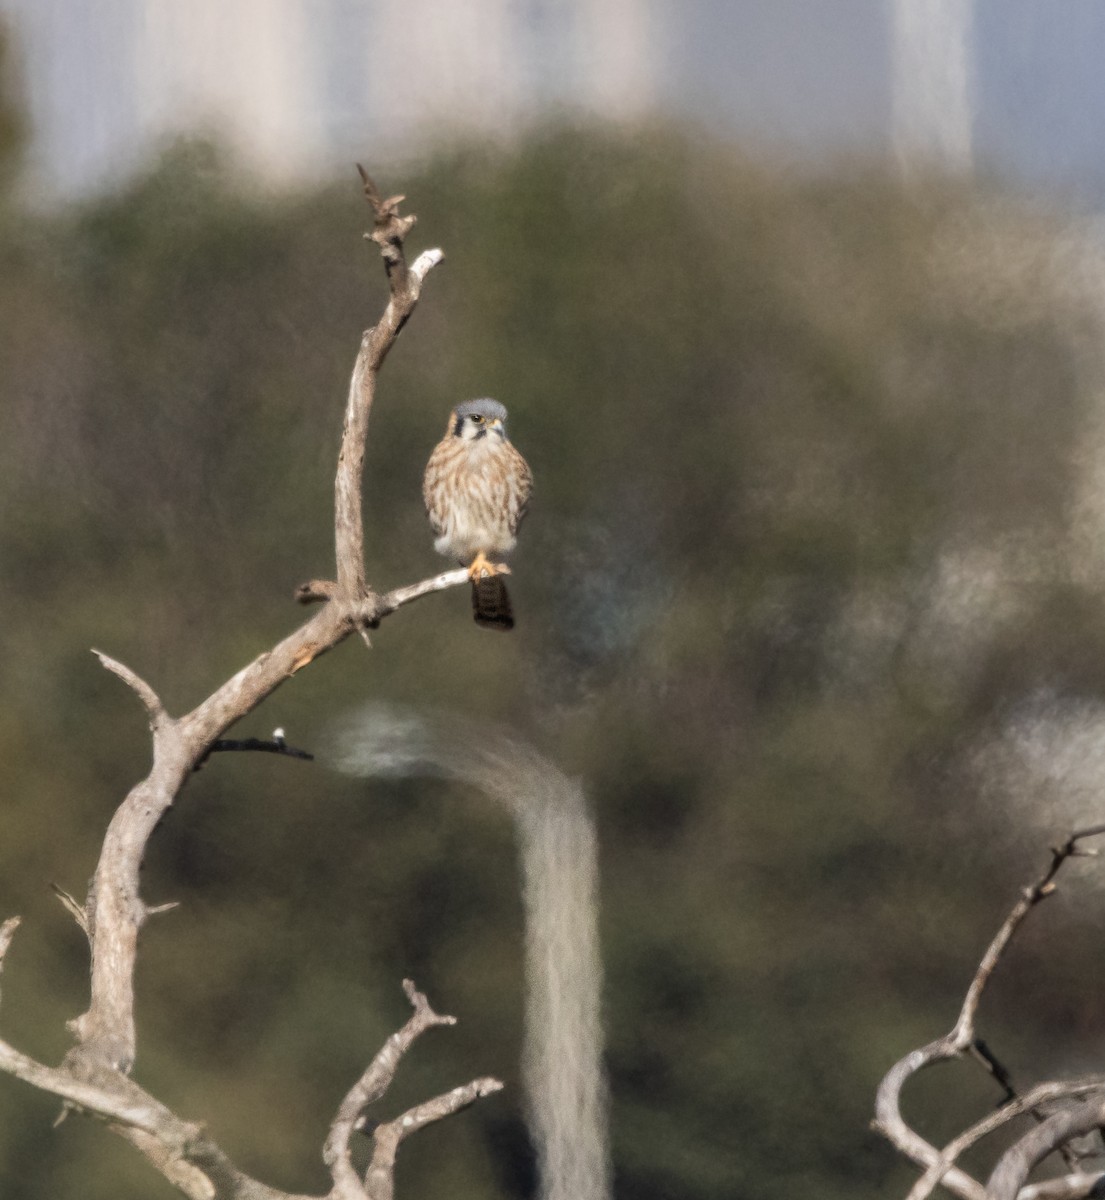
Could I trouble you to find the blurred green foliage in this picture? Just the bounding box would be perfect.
[4,115,1105,1200]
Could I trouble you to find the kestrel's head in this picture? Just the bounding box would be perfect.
[451,398,509,442]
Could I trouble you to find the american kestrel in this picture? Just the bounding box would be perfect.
[423,398,533,630]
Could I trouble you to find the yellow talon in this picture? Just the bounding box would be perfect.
[467,552,510,581]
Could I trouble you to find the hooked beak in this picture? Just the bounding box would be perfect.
[489,417,506,437]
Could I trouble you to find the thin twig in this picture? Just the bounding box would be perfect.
[201,736,314,766]
[365,1077,504,1200]
[91,650,169,730]
[323,980,459,1200]
[970,1038,1018,1104]
[970,1039,1085,1174]
[376,568,471,618]
[49,884,89,936]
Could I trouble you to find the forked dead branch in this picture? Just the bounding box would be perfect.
[875,825,1105,1200]
[0,171,499,1200]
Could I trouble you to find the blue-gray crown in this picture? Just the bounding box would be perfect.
[455,398,508,422]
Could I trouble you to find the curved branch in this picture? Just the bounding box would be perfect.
[408,248,444,288]
[1019,1174,1105,1200]
[875,825,1105,1200]
[874,1041,989,1200]
[92,649,169,730]
[988,1099,1105,1200]
[904,1079,1105,1200]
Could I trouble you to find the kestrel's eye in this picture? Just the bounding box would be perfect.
[471,414,484,424]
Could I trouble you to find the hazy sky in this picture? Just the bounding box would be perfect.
[5,0,1105,204]
[671,0,892,154]
[974,0,1105,202]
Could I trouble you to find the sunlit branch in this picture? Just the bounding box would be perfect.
[365,1076,504,1200]
[0,170,496,1200]
[324,980,491,1200]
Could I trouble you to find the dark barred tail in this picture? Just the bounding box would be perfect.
[472,575,515,631]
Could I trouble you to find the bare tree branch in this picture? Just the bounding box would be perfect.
[334,167,443,600]
[953,826,1105,1048]
[989,1099,1105,1200]
[323,980,494,1200]
[0,171,498,1200]
[904,1079,1105,1200]
[0,916,20,1012]
[0,1036,170,1136]
[1019,1173,1105,1200]
[70,171,450,1071]
[296,580,338,604]
[875,825,1105,1200]
[376,569,471,617]
[875,1041,990,1200]
[92,648,170,730]
[365,1076,505,1200]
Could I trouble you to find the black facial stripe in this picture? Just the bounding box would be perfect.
[453,414,465,437]
[475,428,487,439]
